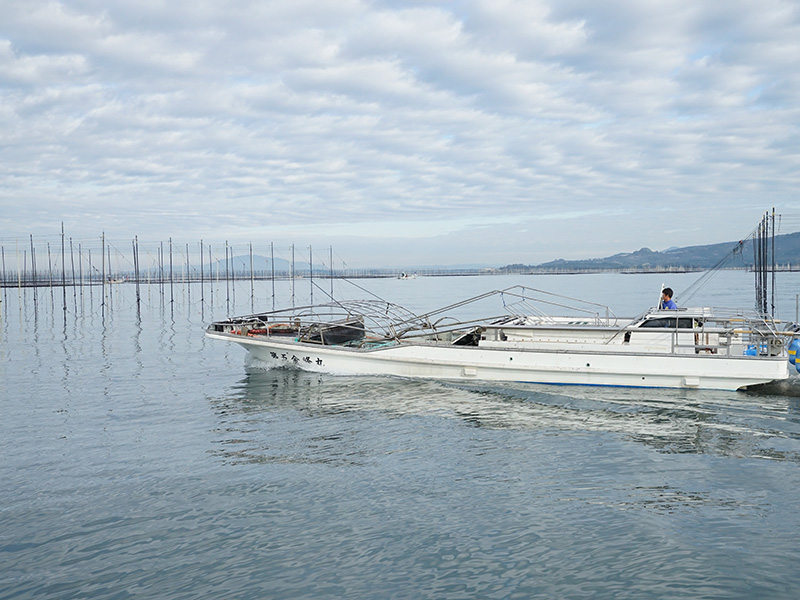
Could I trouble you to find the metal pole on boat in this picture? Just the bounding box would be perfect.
[309,245,313,305]
[330,245,334,299]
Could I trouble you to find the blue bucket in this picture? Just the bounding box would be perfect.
[788,339,800,365]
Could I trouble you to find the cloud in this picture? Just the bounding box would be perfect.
[1,0,799,266]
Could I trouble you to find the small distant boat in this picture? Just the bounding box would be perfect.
[398,272,417,280]
[107,277,126,284]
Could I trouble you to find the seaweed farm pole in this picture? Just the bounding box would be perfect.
[208,244,213,307]
[101,232,106,313]
[159,241,164,304]
[291,244,295,307]
[69,237,77,309]
[249,242,254,313]
[47,243,54,305]
[225,240,230,310]
[62,224,68,315]
[199,240,204,303]
[1,246,7,306]
[185,243,190,304]
[30,235,38,312]
[29,235,37,288]
[231,243,236,308]
[17,240,22,296]
[78,243,83,302]
[107,240,113,306]
[135,237,140,313]
[169,237,174,311]
[88,249,93,305]
[133,236,141,319]
[270,242,275,311]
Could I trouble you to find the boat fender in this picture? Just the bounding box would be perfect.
[788,339,800,365]
[744,344,757,356]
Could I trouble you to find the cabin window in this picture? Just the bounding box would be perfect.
[639,318,695,329]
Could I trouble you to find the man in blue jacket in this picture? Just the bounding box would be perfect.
[660,287,677,309]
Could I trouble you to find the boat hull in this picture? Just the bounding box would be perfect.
[207,331,789,391]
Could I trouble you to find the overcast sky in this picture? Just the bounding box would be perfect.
[2,0,799,267]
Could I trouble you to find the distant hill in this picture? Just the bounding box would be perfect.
[213,255,310,274]
[502,232,800,272]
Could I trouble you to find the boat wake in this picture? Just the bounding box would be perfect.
[222,363,800,465]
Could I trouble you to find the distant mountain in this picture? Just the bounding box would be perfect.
[502,232,800,272]
[213,255,310,274]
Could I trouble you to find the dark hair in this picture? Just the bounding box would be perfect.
[662,287,673,298]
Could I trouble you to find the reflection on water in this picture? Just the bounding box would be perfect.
[209,362,800,466]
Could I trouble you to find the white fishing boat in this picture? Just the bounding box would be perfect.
[207,212,799,391]
[206,284,794,391]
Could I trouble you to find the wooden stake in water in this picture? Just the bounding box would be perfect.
[62,224,68,315]
[101,232,105,314]
[249,242,254,313]
[270,242,275,311]
[169,238,175,308]
[70,237,76,309]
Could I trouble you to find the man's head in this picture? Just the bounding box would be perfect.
[662,287,673,300]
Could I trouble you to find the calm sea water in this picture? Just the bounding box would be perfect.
[3,272,800,599]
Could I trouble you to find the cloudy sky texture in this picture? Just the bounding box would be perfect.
[2,0,799,266]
